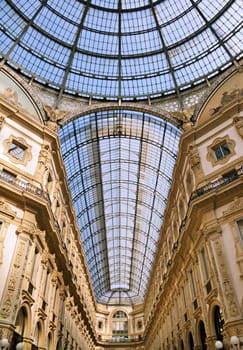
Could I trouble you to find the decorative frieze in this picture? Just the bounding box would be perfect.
[0,113,5,129]
[223,196,243,215]
[213,237,240,318]
[0,199,16,219]
[0,239,27,319]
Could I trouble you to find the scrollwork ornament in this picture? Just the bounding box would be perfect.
[41,250,49,265]
[214,238,240,317]
[51,270,58,284]
[0,114,5,129]
[188,144,201,168]
[0,297,12,318]
[233,115,243,138]
[0,241,25,319]
[38,144,51,170]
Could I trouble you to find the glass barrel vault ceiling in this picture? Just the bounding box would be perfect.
[59,110,181,305]
[0,0,242,100]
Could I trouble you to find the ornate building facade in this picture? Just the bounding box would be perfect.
[0,64,242,350]
[0,1,242,348]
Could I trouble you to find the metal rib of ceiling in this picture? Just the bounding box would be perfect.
[59,110,181,305]
[0,0,242,101]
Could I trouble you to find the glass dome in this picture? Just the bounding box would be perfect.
[0,0,242,101]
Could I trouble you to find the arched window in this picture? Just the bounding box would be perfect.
[186,171,193,196]
[214,306,224,341]
[112,311,128,339]
[199,320,207,350]
[47,333,52,350]
[188,332,194,350]
[33,322,41,349]
[13,307,26,346]
[56,338,62,350]
[15,308,26,337]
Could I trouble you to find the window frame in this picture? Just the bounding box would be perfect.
[3,136,32,165]
[206,135,235,166]
[236,219,243,245]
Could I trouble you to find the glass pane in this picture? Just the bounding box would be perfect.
[59,110,181,305]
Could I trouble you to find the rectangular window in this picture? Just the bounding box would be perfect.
[201,248,209,280]
[189,269,196,298]
[213,142,230,160]
[182,287,186,308]
[237,219,243,243]
[8,140,26,160]
[112,321,128,336]
[44,270,50,300]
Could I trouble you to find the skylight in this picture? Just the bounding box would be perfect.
[59,110,181,305]
[0,0,242,100]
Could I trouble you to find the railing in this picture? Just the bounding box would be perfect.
[0,171,63,235]
[0,171,50,201]
[98,336,143,343]
[0,170,97,336]
[190,166,243,201]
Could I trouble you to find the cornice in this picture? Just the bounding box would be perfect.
[1,65,46,122]
[193,63,242,121]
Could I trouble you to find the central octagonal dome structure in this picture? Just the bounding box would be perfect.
[0,0,242,101]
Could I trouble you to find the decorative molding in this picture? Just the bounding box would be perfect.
[37,307,47,321]
[3,135,32,166]
[213,237,240,318]
[188,144,201,168]
[22,290,35,306]
[1,65,46,122]
[60,103,182,129]
[41,250,49,265]
[0,199,16,219]
[49,319,57,331]
[37,144,51,170]
[230,220,243,279]
[206,135,236,166]
[223,196,243,215]
[233,115,243,138]
[0,113,5,129]
[205,287,218,304]
[0,239,26,319]
[193,65,240,120]
[202,223,222,237]
[43,105,68,131]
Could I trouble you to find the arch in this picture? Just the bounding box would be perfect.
[33,320,45,349]
[0,67,45,123]
[179,339,184,350]
[60,104,181,129]
[15,308,26,338]
[11,305,31,349]
[56,338,63,350]
[194,68,241,124]
[15,304,31,337]
[213,305,224,341]
[188,331,194,350]
[185,170,194,198]
[47,332,53,350]
[113,310,128,319]
[59,108,182,306]
[198,320,207,350]
[111,309,129,339]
